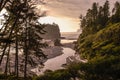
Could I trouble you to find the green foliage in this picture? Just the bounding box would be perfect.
[0,0,47,78]
[79,56,120,80]
[33,1,120,80]
[0,74,32,80]
[76,22,120,59]
[33,55,120,80]
[80,1,110,35]
[111,1,120,23]
[54,39,61,46]
[34,69,71,80]
[75,1,120,80]
[80,1,120,37]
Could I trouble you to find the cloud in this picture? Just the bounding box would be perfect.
[43,0,119,18]
[36,0,119,32]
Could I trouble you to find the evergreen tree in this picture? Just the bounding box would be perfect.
[111,1,120,23]
[97,6,104,26]
[92,2,98,26]
[102,0,110,26]
[80,1,110,36]
[0,0,46,79]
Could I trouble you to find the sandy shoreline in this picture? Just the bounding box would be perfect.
[0,46,64,76]
[62,43,75,49]
[42,46,63,59]
[0,40,77,76]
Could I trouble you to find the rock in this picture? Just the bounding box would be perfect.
[40,23,61,40]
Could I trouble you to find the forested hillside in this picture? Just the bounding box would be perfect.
[74,0,120,80]
[76,0,120,59]
[34,1,120,80]
[0,0,120,80]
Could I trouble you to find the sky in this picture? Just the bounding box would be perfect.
[36,0,119,32]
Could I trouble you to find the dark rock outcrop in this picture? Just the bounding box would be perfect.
[41,23,61,40]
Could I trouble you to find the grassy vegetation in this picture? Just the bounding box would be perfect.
[0,74,32,80]
[76,23,120,59]
[0,20,120,80]
[1,1,120,80]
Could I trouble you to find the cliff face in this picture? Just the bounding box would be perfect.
[40,23,61,46]
[41,23,61,40]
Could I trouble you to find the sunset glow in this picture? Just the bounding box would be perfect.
[36,0,118,32]
[38,16,80,32]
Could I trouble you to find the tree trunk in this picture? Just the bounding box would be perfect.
[24,20,28,79]
[15,31,19,78]
[4,44,11,75]
[0,11,20,65]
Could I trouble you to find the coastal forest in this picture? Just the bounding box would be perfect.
[0,0,120,80]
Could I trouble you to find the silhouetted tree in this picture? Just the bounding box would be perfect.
[80,1,110,36]
[111,1,120,23]
[102,0,110,26]
[92,2,98,26]
[0,0,46,79]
